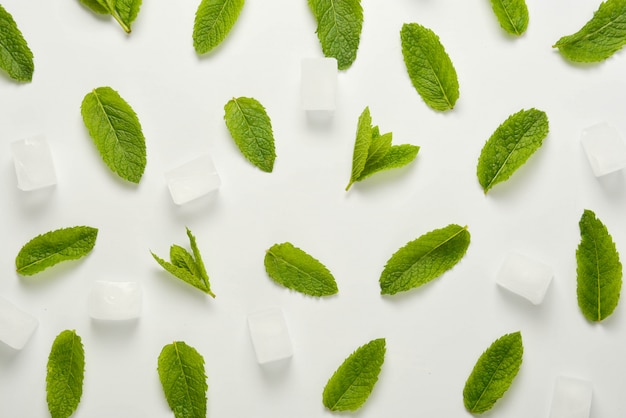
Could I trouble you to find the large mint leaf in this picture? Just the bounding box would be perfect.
[380,224,470,295]
[0,4,34,82]
[81,86,147,183]
[463,331,523,414]
[401,23,459,111]
[553,0,626,62]
[308,0,363,70]
[264,242,338,297]
[476,108,549,193]
[193,0,245,55]
[577,209,622,322]
[46,330,85,418]
[224,96,276,172]
[489,0,529,36]
[323,338,386,412]
[158,341,208,418]
[15,226,98,276]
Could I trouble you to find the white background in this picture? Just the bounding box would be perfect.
[1,0,626,417]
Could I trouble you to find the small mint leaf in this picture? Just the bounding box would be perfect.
[193,0,245,55]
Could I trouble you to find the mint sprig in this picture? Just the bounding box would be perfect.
[78,0,142,33]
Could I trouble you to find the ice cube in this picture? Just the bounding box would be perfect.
[0,296,38,350]
[549,376,592,418]
[247,307,293,364]
[301,58,337,111]
[88,281,142,320]
[165,154,221,205]
[496,252,553,304]
[11,135,57,191]
[581,123,626,177]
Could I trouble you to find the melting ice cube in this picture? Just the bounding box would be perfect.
[88,281,142,320]
[581,123,626,177]
[549,376,592,418]
[496,252,553,304]
[301,58,338,111]
[11,135,57,191]
[0,296,38,350]
[165,154,221,205]
[247,307,293,364]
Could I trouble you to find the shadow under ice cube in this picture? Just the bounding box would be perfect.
[581,123,626,177]
[0,296,38,350]
[549,376,592,418]
[11,135,57,191]
[165,154,221,205]
[301,58,337,112]
[496,252,553,304]
[88,281,142,320]
[247,307,293,364]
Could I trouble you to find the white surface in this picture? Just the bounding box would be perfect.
[1,1,626,417]
[0,296,38,350]
[247,307,293,364]
[580,122,626,177]
[301,57,337,111]
[165,153,221,205]
[11,135,57,191]
[88,281,142,321]
[496,252,553,304]
[549,376,593,418]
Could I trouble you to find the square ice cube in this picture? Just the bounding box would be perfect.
[581,123,626,177]
[496,252,553,304]
[549,376,592,418]
[165,154,221,205]
[0,296,38,350]
[301,58,337,111]
[11,135,57,191]
[88,281,142,320]
[247,307,293,364]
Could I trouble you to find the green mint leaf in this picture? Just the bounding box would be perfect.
[401,23,459,111]
[81,86,147,183]
[489,0,529,36]
[78,0,109,15]
[151,227,215,297]
[0,4,34,82]
[322,338,386,412]
[78,0,142,33]
[476,108,549,193]
[577,209,622,322]
[15,226,98,276]
[357,144,420,182]
[307,0,363,70]
[46,330,85,418]
[553,0,626,63]
[463,331,523,414]
[264,242,338,297]
[193,0,245,55]
[158,341,208,418]
[380,224,470,295]
[364,130,393,169]
[224,96,276,172]
[347,106,373,188]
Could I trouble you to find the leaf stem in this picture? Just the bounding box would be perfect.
[110,10,131,33]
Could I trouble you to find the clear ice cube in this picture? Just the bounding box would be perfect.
[581,123,626,177]
[496,252,553,304]
[88,281,142,320]
[247,307,293,364]
[0,296,38,350]
[301,58,338,111]
[549,376,592,418]
[11,135,57,191]
[165,154,221,205]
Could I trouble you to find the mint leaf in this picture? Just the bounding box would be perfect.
[401,23,459,111]
[0,4,34,82]
[380,224,470,295]
[323,338,385,411]
[46,330,85,418]
[224,97,276,172]
[476,108,549,193]
[151,227,215,297]
[193,0,245,55]
[78,0,109,15]
[463,331,523,414]
[78,0,142,33]
[264,242,338,297]
[81,86,147,183]
[489,0,529,36]
[577,209,622,322]
[346,107,419,190]
[158,341,208,418]
[15,226,98,276]
[308,0,363,70]
[553,0,626,63]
